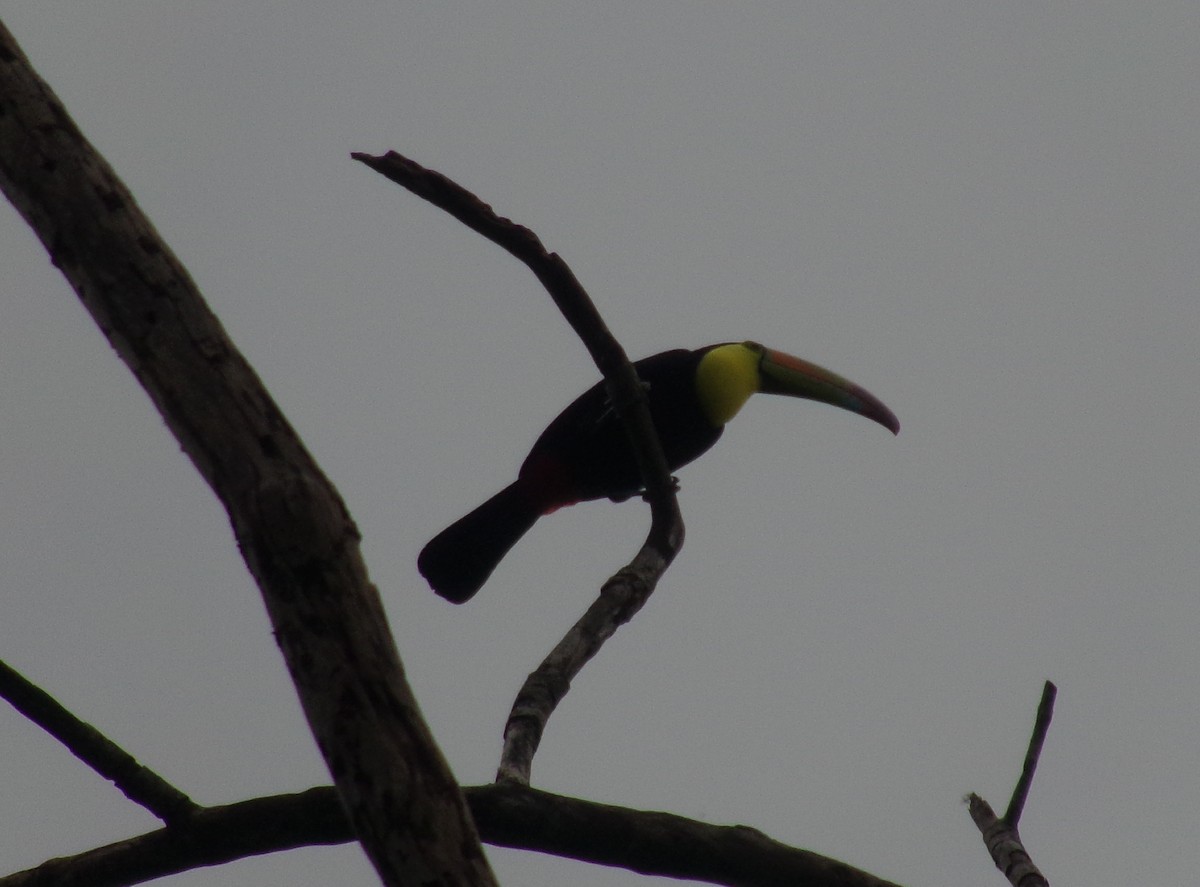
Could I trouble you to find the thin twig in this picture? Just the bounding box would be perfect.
[353,151,685,785]
[1005,680,1056,826]
[0,658,198,824]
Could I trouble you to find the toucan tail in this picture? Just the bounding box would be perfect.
[418,481,544,603]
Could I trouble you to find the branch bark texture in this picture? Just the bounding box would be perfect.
[0,20,493,887]
[966,681,1056,887]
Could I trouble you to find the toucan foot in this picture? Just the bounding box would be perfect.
[637,476,680,502]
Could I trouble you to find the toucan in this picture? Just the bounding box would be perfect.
[419,341,898,603]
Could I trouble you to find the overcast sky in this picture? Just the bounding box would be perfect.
[2,4,1198,885]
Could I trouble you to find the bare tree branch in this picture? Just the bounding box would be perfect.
[965,796,1048,887]
[966,680,1056,887]
[0,20,494,887]
[0,649,908,887]
[494,563,670,784]
[1006,680,1056,826]
[2,784,907,887]
[1,21,908,887]
[353,151,685,784]
[0,658,197,824]
[472,783,907,887]
[0,788,348,887]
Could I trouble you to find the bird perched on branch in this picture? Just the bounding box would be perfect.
[418,341,898,603]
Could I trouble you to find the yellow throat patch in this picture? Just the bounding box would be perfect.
[695,343,761,426]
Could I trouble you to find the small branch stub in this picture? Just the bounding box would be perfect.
[966,680,1057,887]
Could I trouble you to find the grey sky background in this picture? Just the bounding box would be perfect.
[2,3,1197,885]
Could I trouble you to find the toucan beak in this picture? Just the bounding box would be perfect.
[753,343,899,435]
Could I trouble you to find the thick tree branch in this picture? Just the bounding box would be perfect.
[966,680,1056,887]
[0,20,493,887]
[0,653,907,887]
[472,783,905,887]
[2,784,906,887]
[353,151,685,784]
[0,658,197,824]
[2,20,906,887]
[0,788,348,887]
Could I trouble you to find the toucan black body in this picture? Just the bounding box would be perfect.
[418,342,898,603]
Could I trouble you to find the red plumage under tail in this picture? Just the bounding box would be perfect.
[418,481,544,604]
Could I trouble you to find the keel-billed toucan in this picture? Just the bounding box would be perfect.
[419,341,898,603]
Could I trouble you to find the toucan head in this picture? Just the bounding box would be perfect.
[695,341,899,434]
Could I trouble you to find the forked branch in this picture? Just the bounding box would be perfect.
[0,21,492,887]
[966,680,1056,887]
[354,151,685,784]
[0,659,905,887]
[2,16,903,885]
[2,784,907,887]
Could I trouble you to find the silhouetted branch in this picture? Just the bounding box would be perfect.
[0,788,348,887]
[0,18,904,887]
[1006,680,1056,826]
[0,20,493,886]
[2,784,906,887]
[472,783,906,887]
[0,658,197,824]
[0,589,907,887]
[966,680,1056,887]
[353,150,685,784]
